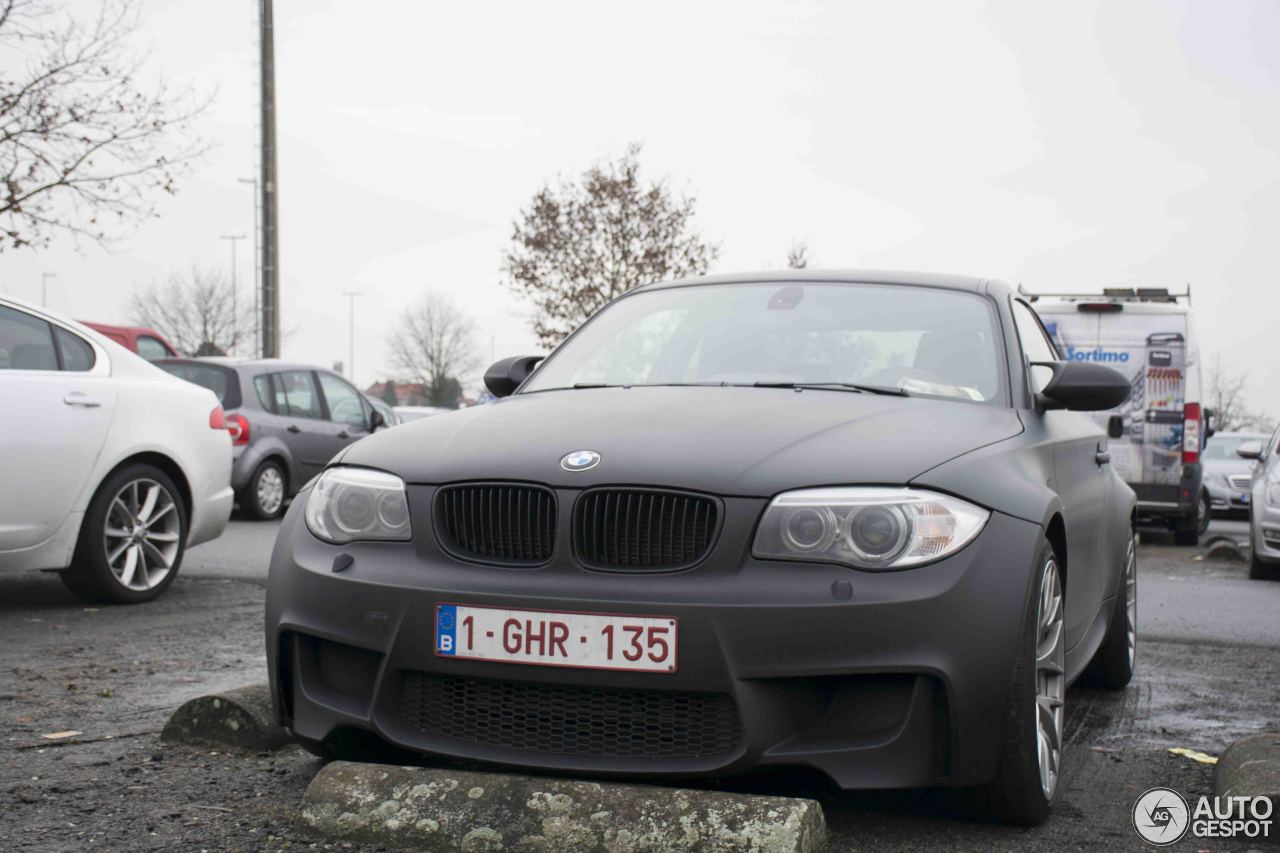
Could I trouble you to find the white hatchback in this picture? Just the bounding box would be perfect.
[0,296,234,602]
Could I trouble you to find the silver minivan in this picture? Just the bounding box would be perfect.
[157,358,383,519]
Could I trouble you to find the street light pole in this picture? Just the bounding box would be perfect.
[341,291,360,382]
[238,177,260,357]
[221,234,246,355]
[41,272,56,307]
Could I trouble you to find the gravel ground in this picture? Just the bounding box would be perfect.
[2,526,1277,852]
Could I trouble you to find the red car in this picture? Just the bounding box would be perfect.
[79,322,179,360]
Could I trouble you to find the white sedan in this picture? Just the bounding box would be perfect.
[0,296,234,602]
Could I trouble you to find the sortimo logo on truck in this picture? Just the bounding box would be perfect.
[1065,347,1131,364]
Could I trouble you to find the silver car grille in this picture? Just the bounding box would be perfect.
[1228,474,1252,492]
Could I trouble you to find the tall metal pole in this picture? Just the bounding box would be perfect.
[259,0,281,358]
[221,235,246,354]
[341,291,360,381]
[238,177,260,357]
[41,272,56,307]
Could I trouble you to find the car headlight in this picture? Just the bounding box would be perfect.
[304,467,412,544]
[1268,481,1280,507]
[752,487,989,570]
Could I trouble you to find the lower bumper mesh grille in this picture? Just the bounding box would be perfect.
[397,671,742,759]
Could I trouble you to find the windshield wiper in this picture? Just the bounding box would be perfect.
[749,381,909,397]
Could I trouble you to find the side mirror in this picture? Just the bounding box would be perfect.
[484,355,544,398]
[1035,361,1130,412]
[370,408,386,431]
[1236,440,1264,461]
[1204,407,1217,439]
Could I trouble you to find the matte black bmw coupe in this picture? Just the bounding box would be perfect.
[266,270,1137,825]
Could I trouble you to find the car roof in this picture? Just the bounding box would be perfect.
[638,269,1009,297]
[155,356,338,376]
[1033,299,1189,316]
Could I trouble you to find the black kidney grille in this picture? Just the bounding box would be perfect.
[398,672,742,759]
[436,484,555,565]
[575,489,718,570]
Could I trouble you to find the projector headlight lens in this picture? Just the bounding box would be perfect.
[305,467,412,544]
[753,487,988,570]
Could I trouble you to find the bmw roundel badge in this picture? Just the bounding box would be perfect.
[560,450,601,472]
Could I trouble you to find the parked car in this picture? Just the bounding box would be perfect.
[79,321,179,361]
[1032,288,1210,544]
[1204,431,1269,517]
[1237,429,1280,581]
[0,296,233,603]
[266,271,1137,826]
[366,395,400,430]
[155,358,384,520]
[393,405,452,423]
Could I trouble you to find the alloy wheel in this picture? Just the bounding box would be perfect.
[102,478,182,591]
[1125,533,1138,670]
[1035,556,1066,800]
[257,466,285,516]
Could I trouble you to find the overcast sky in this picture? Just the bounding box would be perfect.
[6,0,1279,413]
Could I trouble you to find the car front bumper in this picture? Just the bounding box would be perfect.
[1206,479,1251,513]
[1250,483,1280,562]
[265,486,1043,790]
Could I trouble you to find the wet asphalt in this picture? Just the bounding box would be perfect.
[1,516,1277,851]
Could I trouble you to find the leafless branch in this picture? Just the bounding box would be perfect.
[0,0,209,252]
[128,262,254,356]
[388,291,480,407]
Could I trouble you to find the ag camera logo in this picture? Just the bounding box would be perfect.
[1133,788,1190,845]
[1132,787,1274,845]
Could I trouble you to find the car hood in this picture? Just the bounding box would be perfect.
[339,387,1023,497]
[1204,458,1256,479]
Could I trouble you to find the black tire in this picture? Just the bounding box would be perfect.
[1080,531,1137,689]
[61,463,188,604]
[1172,511,1199,547]
[239,459,288,520]
[1195,490,1211,536]
[977,538,1062,826]
[1249,552,1280,581]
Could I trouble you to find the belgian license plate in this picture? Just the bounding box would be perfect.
[434,604,677,673]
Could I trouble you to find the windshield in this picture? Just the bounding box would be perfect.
[522,282,1005,404]
[157,361,240,409]
[1203,436,1264,460]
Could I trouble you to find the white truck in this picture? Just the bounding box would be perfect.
[1028,287,1211,545]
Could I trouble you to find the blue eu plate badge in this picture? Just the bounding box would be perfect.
[436,604,457,655]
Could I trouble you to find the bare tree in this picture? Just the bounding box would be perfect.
[786,240,810,269]
[502,143,718,348]
[1207,352,1273,432]
[0,0,207,251]
[389,292,480,409]
[129,263,252,356]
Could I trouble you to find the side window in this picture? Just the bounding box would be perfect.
[1011,300,1059,392]
[136,336,171,361]
[0,305,58,370]
[54,328,95,371]
[275,370,323,419]
[254,374,276,413]
[317,372,367,428]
